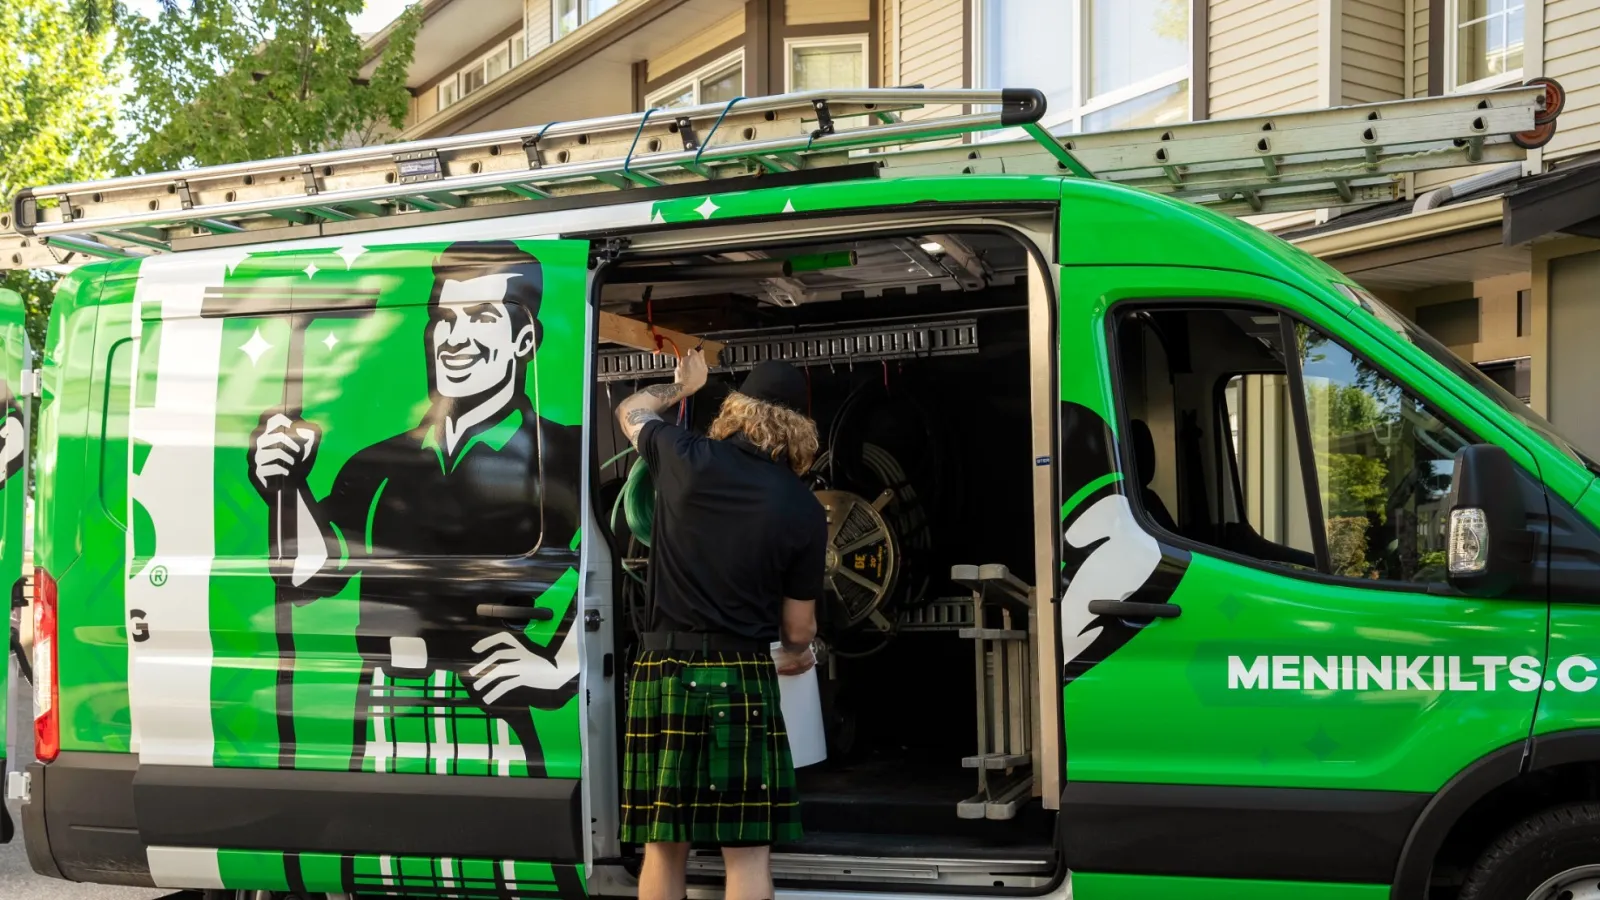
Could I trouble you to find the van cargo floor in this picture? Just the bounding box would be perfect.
[794,756,1054,846]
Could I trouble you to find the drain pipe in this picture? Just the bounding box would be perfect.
[1412,162,1524,213]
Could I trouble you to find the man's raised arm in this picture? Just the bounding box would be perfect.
[615,349,709,447]
[250,411,349,597]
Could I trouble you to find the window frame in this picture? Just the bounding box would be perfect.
[644,49,746,111]
[436,33,529,112]
[1105,298,1493,594]
[973,0,1194,137]
[782,34,870,93]
[552,0,620,41]
[1446,0,1527,94]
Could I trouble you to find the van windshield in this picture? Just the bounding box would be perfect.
[1336,282,1600,477]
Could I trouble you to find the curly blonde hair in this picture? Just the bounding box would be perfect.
[708,391,819,475]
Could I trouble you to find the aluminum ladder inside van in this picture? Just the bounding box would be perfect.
[0,81,1564,273]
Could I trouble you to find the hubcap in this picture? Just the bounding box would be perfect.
[1526,864,1600,900]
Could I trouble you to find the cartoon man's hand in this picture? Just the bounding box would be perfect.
[0,414,23,482]
[468,631,578,705]
[252,412,321,492]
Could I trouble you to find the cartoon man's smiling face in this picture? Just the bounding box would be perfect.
[432,273,537,398]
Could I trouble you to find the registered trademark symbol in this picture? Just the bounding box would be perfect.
[149,565,169,587]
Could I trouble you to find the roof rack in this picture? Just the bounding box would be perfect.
[0,82,1560,272]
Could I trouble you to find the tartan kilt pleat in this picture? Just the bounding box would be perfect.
[619,649,803,846]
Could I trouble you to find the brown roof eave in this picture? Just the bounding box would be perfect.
[400,0,688,140]
[362,0,460,68]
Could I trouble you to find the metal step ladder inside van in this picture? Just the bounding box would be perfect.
[951,563,1037,821]
[0,81,1564,272]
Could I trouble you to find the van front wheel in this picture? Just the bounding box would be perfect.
[1460,802,1600,900]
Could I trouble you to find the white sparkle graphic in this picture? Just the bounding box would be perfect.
[240,329,273,365]
[303,263,321,279]
[322,333,340,351]
[694,197,719,220]
[334,245,366,269]
[782,198,795,213]
[650,209,665,224]
[219,248,251,275]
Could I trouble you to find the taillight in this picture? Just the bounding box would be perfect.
[33,566,58,763]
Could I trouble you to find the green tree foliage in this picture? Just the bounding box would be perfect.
[119,0,421,173]
[1,0,119,353]
[1154,0,1189,42]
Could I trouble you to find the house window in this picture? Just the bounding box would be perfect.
[786,36,869,92]
[554,0,620,40]
[1449,0,1525,91]
[646,50,744,110]
[980,0,1190,135]
[436,34,530,112]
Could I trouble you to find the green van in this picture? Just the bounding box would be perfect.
[7,86,1599,900]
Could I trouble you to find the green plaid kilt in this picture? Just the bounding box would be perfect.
[360,666,530,777]
[620,649,803,846]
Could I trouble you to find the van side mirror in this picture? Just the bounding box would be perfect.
[1446,444,1532,598]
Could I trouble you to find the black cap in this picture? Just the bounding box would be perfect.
[738,360,807,414]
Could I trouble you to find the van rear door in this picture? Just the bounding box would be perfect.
[119,239,594,897]
[0,287,23,843]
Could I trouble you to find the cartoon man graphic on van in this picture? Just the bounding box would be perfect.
[248,240,583,775]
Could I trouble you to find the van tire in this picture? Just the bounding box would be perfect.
[1459,802,1600,900]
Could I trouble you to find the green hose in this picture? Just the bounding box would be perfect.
[606,446,657,547]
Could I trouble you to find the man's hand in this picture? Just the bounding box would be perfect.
[252,412,321,492]
[674,347,709,395]
[468,631,578,704]
[615,345,712,448]
[774,643,816,677]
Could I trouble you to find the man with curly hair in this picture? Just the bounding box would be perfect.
[615,352,826,900]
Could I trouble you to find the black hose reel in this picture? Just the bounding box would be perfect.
[809,380,943,655]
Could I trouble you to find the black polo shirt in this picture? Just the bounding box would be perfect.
[638,419,827,642]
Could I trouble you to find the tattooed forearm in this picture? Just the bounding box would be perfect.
[616,380,688,447]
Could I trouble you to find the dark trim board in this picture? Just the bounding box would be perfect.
[1191,0,1209,120]
[1062,781,1430,884]
[1428,0,1444,97]
[23,751,584,887]
[134,764,584,861]
[745,0,770,97]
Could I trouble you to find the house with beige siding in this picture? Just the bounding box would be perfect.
[363,0,1600,447]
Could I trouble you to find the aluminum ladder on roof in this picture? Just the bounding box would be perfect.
[0,81,1563,272]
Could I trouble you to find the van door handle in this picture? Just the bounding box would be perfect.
[1086,599,1181,619]
[475,604,555,622]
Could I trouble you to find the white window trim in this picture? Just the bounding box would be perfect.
[782,34,870,93]
[1445,1,1527,94]
[552,0,621,42]
[971,0,1193,138]
[645,49,746,110]
[437,33,529,112]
